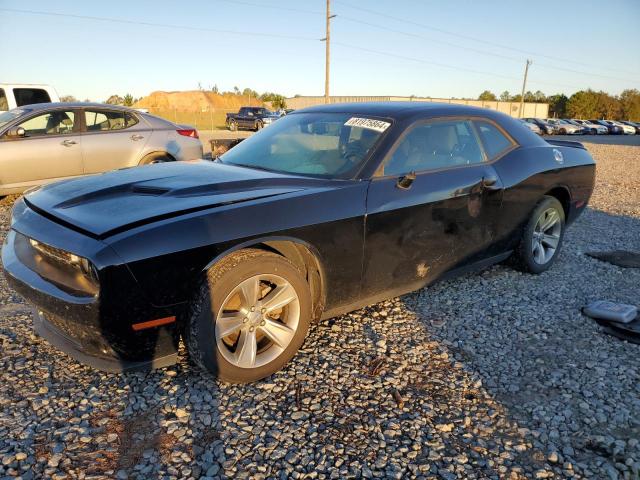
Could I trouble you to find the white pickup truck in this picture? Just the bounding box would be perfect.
[0,84,59,112]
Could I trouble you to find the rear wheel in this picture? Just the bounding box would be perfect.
[591,128,597,135]
[512,196,565,274]
[140,152,173,165]
[185,249,312,383]
[559,128,567,135]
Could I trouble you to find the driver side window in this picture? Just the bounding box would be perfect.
[18,111,76,137]
[384,120,483,176]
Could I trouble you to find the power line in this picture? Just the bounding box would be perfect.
[218,0,638,84]
[333,0,640,78]
[333,41,587,90]
[215,0,323,15]
[333,15,637,84]
[0,7,319,42]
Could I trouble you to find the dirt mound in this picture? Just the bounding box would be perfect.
[134,91,263,112]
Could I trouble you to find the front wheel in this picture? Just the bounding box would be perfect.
[185,249,312,383]
[255,121,263,131]
[512,196,565,274]
[228,120,237,131]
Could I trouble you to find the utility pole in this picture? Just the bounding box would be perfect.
[323,0,336,104]
[519,59,532,118]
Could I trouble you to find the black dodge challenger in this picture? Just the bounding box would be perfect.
[1,102,595,383]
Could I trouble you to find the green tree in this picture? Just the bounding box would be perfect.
[242,88,259,98]
[478,90,497,101]
[532,90,546,103]
[546,94,568,118]
[567,90,600,118]
[60,95,77,102]
[105,94,124,105]
[499,91,511,102]
[123,94,134,106]
[596,91,621,119]
[619,89,640,121]
[260,92,287,110]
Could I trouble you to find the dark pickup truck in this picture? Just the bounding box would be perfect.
[226,107,280,131]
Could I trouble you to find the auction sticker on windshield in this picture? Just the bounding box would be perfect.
[345,117,391,133]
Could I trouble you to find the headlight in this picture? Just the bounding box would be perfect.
[29,239,99,284]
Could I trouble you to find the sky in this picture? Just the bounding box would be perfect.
[1,0,639,102]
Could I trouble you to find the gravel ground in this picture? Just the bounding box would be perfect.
[1,144,639,480]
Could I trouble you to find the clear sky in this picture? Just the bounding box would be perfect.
[1,0,639,102]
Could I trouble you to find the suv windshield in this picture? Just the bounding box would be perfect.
[0,108,28,129]
[221,112,390,177]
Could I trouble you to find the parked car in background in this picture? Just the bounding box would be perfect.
[607,120,635,135]
[589,120,623,135]
[0,83,59,112]
[2,102,595,382]
[572,119,608,135]
[523,118,557,135]
[226,107,280,131]
[519,119,542,135]
[546,119,583,135]
[620,121,640,134]
[0,103,203,196]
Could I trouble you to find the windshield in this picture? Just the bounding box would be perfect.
[221,112,390,177]
[0,108,27,129]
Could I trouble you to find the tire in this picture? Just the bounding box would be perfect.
[255,121,263,131]
[559,128,566,135]
[228,120,237,131]
[185,249,312,383]
[139,152,173,165]
[512,196,566,274]
[591,128,597,135]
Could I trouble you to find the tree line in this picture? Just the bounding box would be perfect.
[477,89,640,120]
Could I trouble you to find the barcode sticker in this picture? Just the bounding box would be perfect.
[344,117,391,133]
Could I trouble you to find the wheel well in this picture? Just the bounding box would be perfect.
[545,187,570,217]
[140,151,176,164]
[245,241,325,321]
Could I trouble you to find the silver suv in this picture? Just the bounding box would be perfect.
[0,103,203,196]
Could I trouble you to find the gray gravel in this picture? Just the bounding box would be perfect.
[1,144,639,479]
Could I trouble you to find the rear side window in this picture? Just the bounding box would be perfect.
[474,121,513,159]
[13,88,51,107]
[84,110,138,131]
[0,89,7,111]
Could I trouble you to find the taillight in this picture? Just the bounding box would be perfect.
[177,129,199,139]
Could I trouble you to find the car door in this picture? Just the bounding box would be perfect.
[361,118,506,298]
[80,108,150,173]
[236,108,248,129]
[0,108,84,190]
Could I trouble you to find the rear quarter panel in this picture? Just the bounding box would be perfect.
[493,143,595,250]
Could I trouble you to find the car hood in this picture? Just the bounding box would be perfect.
[24,161,335,238]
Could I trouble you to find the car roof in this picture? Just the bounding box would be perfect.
[15,102,137,112]
[295,101,512,121]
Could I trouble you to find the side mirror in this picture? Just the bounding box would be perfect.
[8,127,26,138]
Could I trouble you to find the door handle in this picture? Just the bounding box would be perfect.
[131,134,144,141]
[61,139,77,147]
[481,176,499,189]
[396,171,416,190]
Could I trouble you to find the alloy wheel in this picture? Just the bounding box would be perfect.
[531,207,562,265]
[215,274,300,369]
